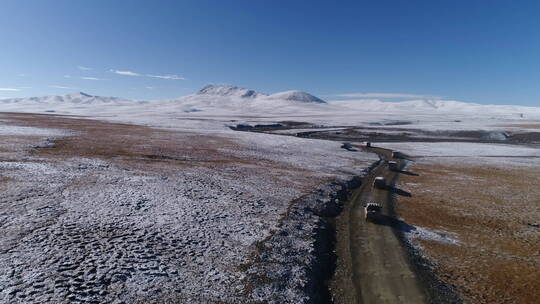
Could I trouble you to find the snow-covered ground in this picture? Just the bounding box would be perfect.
[2,85,539,133]
[378,142,540,168]
[1,84,539,303]
[0,111,375,303]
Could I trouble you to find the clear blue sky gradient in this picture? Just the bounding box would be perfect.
[1,0,539,105]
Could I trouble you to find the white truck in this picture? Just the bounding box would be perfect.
[364,202,383,221]
[373,176,386,189]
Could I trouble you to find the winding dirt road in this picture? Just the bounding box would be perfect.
[331,146,428,304]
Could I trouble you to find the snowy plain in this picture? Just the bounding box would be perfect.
[1,85,539,303]
[2,85,540,133]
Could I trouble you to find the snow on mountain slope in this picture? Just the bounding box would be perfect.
[331,98,540,117]
[161,85,330,114]
[0,92,139,105]
[4,85,536,119]
[194,85,326,103]
[0,92,150,117]
[1,86,539,132]
[197,85,260,98]
[264,90,326,103]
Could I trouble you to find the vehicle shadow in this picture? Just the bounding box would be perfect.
[369,215,417,233]
[385,185,412,197]
[392,169,419,176]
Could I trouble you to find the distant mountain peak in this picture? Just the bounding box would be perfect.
[195,85,326,103]
[266,90,326,103]
[197,85,260,98]
[64,91,95,99]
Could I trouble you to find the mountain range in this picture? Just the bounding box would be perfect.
[1,85,539,119]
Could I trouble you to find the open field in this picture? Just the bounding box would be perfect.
[1,107,539,303]
[494,123,540,130]
[396,162,540,304]
[0,112,376,303]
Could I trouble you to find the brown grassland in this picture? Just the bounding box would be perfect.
[397,162,540,304]
[495,123,540,130]
[0,112,323,193]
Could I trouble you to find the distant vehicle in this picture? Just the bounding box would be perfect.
[391,151,407,159]
[363,141,372,147]
[388,161,398,171]
[373,176,386,189]
[364,203,383,221]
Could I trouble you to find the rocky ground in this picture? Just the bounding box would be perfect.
[0,113,376,304]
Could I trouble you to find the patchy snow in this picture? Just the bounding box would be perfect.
[378,142,540,158]
[264,90,326,103]
[0,84,539,303]
[0,125,69,136]
[2,85,539,134]
[0,112,375,303]
[196,84,261,98]
[401,223,461,247]
[377,142,540,168]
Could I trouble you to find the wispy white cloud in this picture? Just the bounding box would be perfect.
[77,66,92,71]
[80,77,105,81]
[109,69,142,77]
[335,92,441,99]
[110,69,184,80]
[0,88,20,91]
[50,85,77,90]
[66,74,105,81]
[145,86,155,90]
[146,74,184,80]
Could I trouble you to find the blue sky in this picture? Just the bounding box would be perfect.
[1,0,539,106]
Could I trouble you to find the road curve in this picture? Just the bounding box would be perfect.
[331,146,427,304]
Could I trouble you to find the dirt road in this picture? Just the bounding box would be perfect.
[331,146,427,304]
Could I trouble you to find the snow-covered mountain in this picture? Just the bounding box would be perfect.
[1,85,539,122]
[331,98,540,116]
[196,85,260,99]
[193,85,326,103]
[0,92,139,106]
[264,90,325,103]
[160,85,329,113]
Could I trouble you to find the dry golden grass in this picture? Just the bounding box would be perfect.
[398,162,540,304]
[0,113,260,171]
[494,123,540,129]
[0,112,325,189]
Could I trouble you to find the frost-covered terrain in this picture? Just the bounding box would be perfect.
[378,142,540,167]
[2,85,540,132]
[1,85,539,303]
[0,112,375,303]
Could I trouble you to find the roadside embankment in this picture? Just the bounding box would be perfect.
[241,164,379,303]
